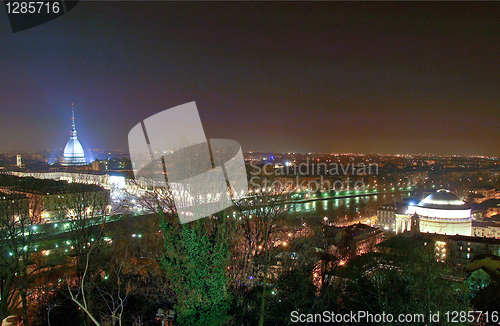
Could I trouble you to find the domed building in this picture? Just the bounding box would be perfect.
[395,189,472,236]
[62,105,86,166]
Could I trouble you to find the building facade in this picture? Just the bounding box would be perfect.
[377,200,413,232]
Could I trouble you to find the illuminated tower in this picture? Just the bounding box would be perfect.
[62,104,86,166]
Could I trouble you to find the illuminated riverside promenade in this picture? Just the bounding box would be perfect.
[6,170,420,223]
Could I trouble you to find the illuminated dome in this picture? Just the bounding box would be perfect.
[397,189,472,236]
[62,105,86,166]
[410,189,471,220]
[418,189,468,209]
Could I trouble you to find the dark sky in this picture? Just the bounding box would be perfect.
[1,2,499,156]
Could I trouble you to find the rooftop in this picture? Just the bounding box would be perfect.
[472,220,500,228]
[469,185,496,190]
[448,234,500,245]
[0,174,106,195]
[0,191,27,200]
[417,189,469,210]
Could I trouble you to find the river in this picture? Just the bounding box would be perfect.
[287,190,417,223]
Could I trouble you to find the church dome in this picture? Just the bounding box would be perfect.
[418,189,468,209]
[408,189,471,220]
[398,189,473,236]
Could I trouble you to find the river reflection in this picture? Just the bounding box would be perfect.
[287,191,416,222]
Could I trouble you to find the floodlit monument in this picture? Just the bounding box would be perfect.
[395,189,472,236]
[61,104,86,166]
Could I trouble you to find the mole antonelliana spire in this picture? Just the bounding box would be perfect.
[62,103,86,166]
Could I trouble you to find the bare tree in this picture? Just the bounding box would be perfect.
[0,175,44,325]
[230,178,305,326]
[66,247,130,326]
[47,182,111,325]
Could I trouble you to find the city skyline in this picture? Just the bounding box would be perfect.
[1,2,499,156]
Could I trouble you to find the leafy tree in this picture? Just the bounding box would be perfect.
[266,265,318,326]
[159,206,233,326]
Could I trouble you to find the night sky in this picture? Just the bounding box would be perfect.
[1,2,499,156]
